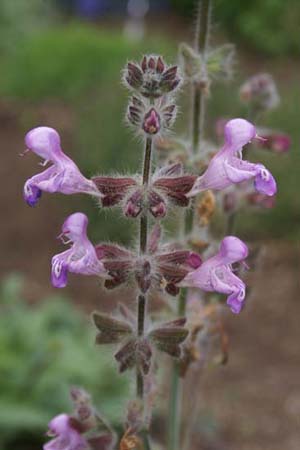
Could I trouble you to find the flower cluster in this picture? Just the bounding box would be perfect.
[20,26,288,446]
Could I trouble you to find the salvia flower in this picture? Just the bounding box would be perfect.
[51,213,106,288]
[124,55,181,98]
[188,118,277,197]
[180,236,248,314]
[44,414,87,450]
[23,127,98,206]
[239,73,280,111]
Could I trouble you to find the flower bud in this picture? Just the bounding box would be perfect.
[124,55,181,98]
[148,189,167,218]
[142,108,161,135]
[246,192,276,209]
[239,73,280,111]
[124,189,143,218]
[255,130,291,153]
[125,62,143,89]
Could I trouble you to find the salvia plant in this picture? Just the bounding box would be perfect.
[20,1,290,449]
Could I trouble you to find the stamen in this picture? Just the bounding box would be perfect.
[255,134,267,143]
[260,167,269,180]
[19,148,30,157]
[39,159,49,167]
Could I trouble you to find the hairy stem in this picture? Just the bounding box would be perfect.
[137,137,153,446]
[192,0,211,154]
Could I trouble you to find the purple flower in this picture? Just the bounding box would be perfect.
[44,414,87,450]
[188,118,277,197]
[23,127,99,206]
[180,236,248,314]
[51,213,106,288]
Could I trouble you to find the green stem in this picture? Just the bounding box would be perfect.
[192,0,211,154]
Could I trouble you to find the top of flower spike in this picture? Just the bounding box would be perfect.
[124,55,182,98]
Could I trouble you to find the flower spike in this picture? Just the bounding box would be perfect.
[188,118,277,197]
[180,236,248,314]
[51,213,106,288]
[23,127,99,206]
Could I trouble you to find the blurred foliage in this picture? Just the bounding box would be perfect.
[171,0,300,56]
[0,274,129,448]
[0,0,55,53]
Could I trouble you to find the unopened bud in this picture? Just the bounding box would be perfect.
[124,189,143,218]
[125,62,143,89]
[142,108,161,135]
[255,130,291,153]
[240,73,280,111]
[247,192,276,209]
[124,55,181,98]
[148,190,167,218]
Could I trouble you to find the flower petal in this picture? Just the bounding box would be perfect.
[254,165,277,196]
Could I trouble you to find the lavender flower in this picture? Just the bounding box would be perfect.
[188,118,277,197]
[44,414,87,450]
[180,236,248,314]
[51,213,106,288]
[23,127,98,206]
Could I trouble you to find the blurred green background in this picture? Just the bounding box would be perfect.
[0,1,299,449]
